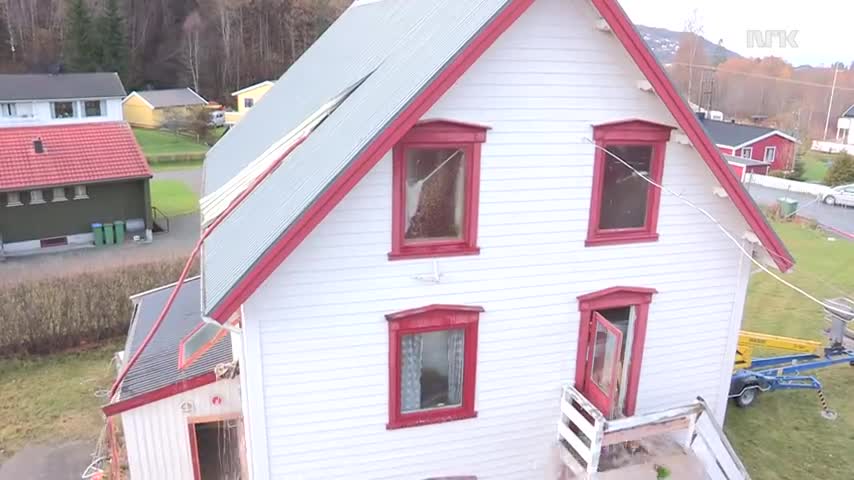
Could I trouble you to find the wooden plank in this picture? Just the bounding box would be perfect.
[558,422,592,463]
[560,398,597,439]
[602,417,691,446]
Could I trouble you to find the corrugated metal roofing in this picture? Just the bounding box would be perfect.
[700,118,781,148]
[723,154,768,167]
[134,88,207,108]
[201,0,513,314]
[0,122,151,191]
[119,277,231,401]
[0,73,126,101]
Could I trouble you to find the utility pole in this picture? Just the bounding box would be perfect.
[823,64,840,140]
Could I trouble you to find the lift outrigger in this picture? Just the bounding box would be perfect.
[729,298,854,418]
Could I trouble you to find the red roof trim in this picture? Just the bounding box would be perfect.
[209,0,792,321]
[208,0,537,322]
[590,0,793,272]
[102,372,217,416]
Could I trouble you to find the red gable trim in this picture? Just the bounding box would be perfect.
[102,372,217,416]
[590,0,793,272]
[208,0,537,322]
[209,0,792,321]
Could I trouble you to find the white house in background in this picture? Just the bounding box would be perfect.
[0,73,126,127]
[111,0,796,478]
[836,104,854,145]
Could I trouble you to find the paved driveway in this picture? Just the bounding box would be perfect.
[0,441,92,480]
[745,184,854,236]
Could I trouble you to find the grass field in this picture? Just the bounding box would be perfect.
[800,151,844,184]
[724,221,854,480]
[133,128,209,157]
[0,339,123,460]
[150,179,200,216]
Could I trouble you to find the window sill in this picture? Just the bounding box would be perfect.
[585,232,659,247]
[388,246,480,261]
[387,409,477,430]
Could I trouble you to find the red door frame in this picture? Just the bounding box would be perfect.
[574,286,656,417]
[188,413,245,480]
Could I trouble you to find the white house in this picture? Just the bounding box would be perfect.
[0,73,126,127]
[836,104,854,145]
[108,0,796,478]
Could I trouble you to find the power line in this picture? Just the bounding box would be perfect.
[583,138,852,315]
[669,62,854,92]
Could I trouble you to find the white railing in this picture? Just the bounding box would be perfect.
[558,386,750,479]
[812,140,854,154]
[744,173,832,196]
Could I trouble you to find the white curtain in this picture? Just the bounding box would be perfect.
[401,335,423,412]
[447,330,465,405]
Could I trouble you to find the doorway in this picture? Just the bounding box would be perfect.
[189,417,246,480]
[575,287,655,419]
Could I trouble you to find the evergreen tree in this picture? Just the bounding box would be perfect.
[98,0,129,78]
[66,0,97,71]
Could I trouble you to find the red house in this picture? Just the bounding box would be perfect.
[700,116,798,172]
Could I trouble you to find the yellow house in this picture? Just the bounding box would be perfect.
[122,88,208,129]
[225,81,275,125]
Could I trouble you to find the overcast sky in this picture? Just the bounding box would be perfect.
[619,0,852,67]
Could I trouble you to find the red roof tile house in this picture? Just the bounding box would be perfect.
[106,1,794,478]
[0,122,152,254]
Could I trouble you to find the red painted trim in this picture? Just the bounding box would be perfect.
[209,0,792,321]
[575,286,655,417]
[390,123,486,260]
[386,305,482,430]
[208,0,536,321]
[102,372,217,416]
[582,311,624,416]
[178,316,239,370]
[591,0,793,271]
[586,120,670,247]
[188,423,202,480]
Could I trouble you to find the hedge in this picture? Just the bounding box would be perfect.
[0,258,195,356]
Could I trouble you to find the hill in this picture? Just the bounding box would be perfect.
[637,25,742,64]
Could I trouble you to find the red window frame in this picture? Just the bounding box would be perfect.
[390,119,489,260]
[385,304,482,429]
[586,120,674,247]
[178,315,240,370]
[574,286,656,417]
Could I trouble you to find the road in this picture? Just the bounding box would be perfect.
[745,184,854,237]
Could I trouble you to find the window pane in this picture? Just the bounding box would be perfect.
[598,145,653,230]
[404,148,466,242]
[84,100,102,117]
[53,102,74,118]
[400,329,465,413]
[590,322,619,393]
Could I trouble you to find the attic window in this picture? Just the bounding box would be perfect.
[389,120,488,260]
[586,120,672,247]
[33,139,44,154]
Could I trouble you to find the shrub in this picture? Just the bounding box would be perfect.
[785,160,806,181]
[824,153,854,186]
[768,170,786,178]
[0,258,195,356]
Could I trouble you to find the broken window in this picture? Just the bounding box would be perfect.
[598,145,653,230]
[404,148,465,242]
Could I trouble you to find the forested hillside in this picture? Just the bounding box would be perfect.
[0,0,349,103]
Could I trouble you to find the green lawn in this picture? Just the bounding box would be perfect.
[800,151,844,184]
[133,128,209,157]
[150,179,200,216]
[0,339,123,460]
[725,222,854,480]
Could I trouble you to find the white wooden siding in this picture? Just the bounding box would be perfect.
[120,379,241,480]
[0,98,123,127]
[241,0,752,477]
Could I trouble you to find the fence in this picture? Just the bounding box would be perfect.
[744,173,832,197]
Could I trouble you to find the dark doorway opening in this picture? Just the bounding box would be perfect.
[190,419,244,480]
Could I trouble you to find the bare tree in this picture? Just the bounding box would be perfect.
[183,10,202,92]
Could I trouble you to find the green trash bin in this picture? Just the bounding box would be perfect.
[778,197,798,218]
[91,223,104,246]
[114,220,126,244]
[103,223,115,245]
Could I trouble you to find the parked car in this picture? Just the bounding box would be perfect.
[209,110,225,127]
[822,184,854,206]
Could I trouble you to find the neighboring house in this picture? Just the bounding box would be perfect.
[836,104,854,145]
[0,122,152,254]
[700,116,798,172]
[103,278,244,480]
[724,154,771,181]
[122,88,208,129]
[225,80,275,125]
[109,0,796,478]
[0,73,126,127]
